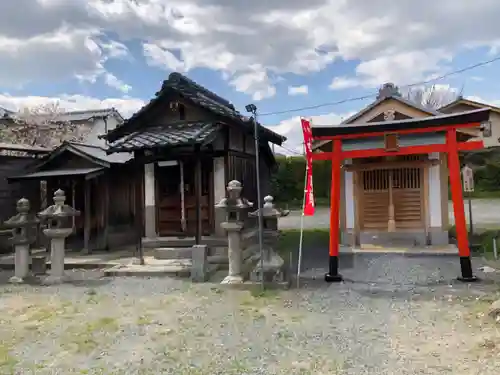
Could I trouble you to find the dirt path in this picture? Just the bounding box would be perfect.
[0,255,499,374]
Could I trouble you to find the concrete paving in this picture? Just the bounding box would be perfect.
[279,198,500,230]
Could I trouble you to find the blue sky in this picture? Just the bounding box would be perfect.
[1,0,500,152]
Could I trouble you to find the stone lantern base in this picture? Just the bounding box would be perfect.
[250,252,287,284]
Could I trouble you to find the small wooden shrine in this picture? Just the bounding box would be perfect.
[312,106,490,282]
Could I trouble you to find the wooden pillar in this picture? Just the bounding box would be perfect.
[387,169,396,232]
[326,139,343,282]
[103,175,110,251]
[134,160,144,264]
[194,151,202,245]
[446,129,476,281]
[82,178,91,254]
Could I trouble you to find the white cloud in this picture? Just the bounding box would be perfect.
[288,85,308,96]
[330,50,453,90]
[0,93,145,118]
[229,68,276,101]
[2,1,500,99]
[103,73,132,94]
[271,111,356,155]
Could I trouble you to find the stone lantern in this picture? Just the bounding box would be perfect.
[4,198,39,283]
[249,195,289,284]
[38,189,80,284]
[215,180,252,284]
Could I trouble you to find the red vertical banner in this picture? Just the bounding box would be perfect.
[301,118,315,216]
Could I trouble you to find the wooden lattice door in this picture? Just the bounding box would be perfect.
[360,157,424,230]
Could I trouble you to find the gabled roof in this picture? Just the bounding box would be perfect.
[34,141,132,171]
[104,72,286,146]
[108,121,222,152]
[439,97,500,115]
[2,107,124,124]
[312,108,490,138]
[340,95,440,126]
[0,106,15,118]
[312,85,441,151]
[0,142,50,154]
[49,108,125,123]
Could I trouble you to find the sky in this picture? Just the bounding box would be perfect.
[1,0,500,155]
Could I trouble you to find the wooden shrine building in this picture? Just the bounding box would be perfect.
[312,99,490,282]
[8,141,137,253]
[103,73,286,244]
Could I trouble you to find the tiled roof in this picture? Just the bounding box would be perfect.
[108,121,221,152]
[0,106,15,118]
[2,107,124,124]
[67,142,132,164]
[105,73,285,145]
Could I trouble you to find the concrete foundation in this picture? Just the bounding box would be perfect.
[342,229,450,248]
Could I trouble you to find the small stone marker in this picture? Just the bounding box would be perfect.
[191,244,208,282]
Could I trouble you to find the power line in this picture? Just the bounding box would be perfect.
[275,143,303,156]
[259,55,500,117]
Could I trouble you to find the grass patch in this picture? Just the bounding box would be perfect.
[277,228,330,257]
[137,314,153,326]
[61,317,119,354]
[278,197,330,210]
[0,343,18,373]
[249,287,280,299]
[448,225,500,259]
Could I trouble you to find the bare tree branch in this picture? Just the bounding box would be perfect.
[405,85,459,110]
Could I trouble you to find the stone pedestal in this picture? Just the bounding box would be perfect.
[215,180,252,285]
[43,232,71,284]
[220,221,244,284]
[10,244,30,284]
[4,198,39,284]
[249,196,289,286]
[38,189,80,285]
[250,252,285,283]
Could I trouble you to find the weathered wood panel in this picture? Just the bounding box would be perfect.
[155,158,213,236]
[0,156,40,223]
[0,156,41,252]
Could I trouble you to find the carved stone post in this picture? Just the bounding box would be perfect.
[250,195,290,284]
[38,189,80,285]
[4,198,39,284]
[215,180,252,284]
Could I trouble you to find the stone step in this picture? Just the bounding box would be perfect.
[103,259,220,279]
[104,258,192,277]
[154,247,193,260]
[142,236,227,249]
[360,231,427,247]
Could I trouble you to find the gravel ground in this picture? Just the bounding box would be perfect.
[1,255,500,375]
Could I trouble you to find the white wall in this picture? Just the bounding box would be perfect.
[344,160,355,229]
[428,152,443,228]
[84,116,120,147]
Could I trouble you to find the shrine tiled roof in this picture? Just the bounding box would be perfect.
[108,121,221,152]
[104,72,285,146]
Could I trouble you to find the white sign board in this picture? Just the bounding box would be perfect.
[461,165,474,192]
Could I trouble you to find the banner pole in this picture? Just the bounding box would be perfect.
[297,141,307,289]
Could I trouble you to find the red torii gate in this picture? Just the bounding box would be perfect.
[311,108,491,283]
